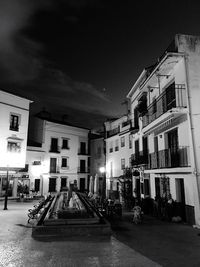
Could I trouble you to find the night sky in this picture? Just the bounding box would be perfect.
[1,0,200,129]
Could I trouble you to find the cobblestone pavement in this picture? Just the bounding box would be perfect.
[0,200,160,267]
[1,201,200,267]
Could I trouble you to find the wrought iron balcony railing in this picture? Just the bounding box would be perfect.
[49,146,61,153]
[142,84,186,128]
[77,167,90,173]
[147,147,190,169]
[131,151,149,167]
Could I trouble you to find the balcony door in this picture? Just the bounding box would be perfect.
[80,160,86,172]
[80,142,86,154]
[166,82,176,110]
[168,128,178,166]
[50,138,58,152]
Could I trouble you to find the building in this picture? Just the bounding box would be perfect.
[0,89,32,197]
[27,113,90,196]
[89,131,106,197]
[104,116,133,200]
[127,34,200,225]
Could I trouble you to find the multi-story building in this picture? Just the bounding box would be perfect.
[0,89,32,197]
[27,112,90,196]
[104,116,133,199]
[127,34,200,225]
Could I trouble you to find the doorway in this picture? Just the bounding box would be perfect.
[49,178,56,192]
[175,178,186,221]
[61,177,67,190]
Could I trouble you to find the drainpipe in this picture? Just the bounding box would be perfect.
[183,54,200,225]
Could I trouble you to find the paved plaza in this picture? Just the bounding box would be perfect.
[0,200,200,267]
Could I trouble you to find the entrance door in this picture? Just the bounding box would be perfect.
[176,178,186,221]
[61,177,67,190]
[49,178,56,192]
[35,179,40,192]
[79,178,85,192]
[155,177,161,197]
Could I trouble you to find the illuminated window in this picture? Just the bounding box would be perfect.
[7,141,21,153]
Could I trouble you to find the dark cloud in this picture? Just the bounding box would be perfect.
[0,0,114,128]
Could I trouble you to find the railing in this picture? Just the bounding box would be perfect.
[142,84,186,128]
[78,150,89,155]
[49,166,60,173]
[106,126,120,138]
[77,167,90,173]
[131,151,148,167]
[49,146,60,153]
[122,120,130,128]
[147,147,189,169]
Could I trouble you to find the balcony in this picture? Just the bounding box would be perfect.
[49,166,60,174]
[131,151,148,167]
[78,149,89,156]
[77,167,90,173]
[122,120,130,128]
[147,147,190,169]
[106,126,120,138]
[49,146,60,153]
[142,84,186,128]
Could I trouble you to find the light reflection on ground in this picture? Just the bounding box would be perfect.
[0,201,160,267]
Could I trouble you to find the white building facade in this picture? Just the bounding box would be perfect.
[0,89,31,197]
[127,34,200,225]
[27,116,90,196]
[104,116,133,199]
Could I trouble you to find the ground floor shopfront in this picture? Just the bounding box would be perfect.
[28,173,90,197]
[0,173,30,198]
[132,169,199,225]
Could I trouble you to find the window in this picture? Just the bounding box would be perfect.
[10,114,20,131]
[62,138,69,149]
[61,157,69,168]
[80,142,86,154]
[109,141,113,153]
[50,138,59,152]
[121,158,125,170]
[121,136,125,147]
[7,141,21,153]
[115,139,119,151]
[129,134,132,149]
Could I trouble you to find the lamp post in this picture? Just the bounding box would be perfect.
[3,168,9,210]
